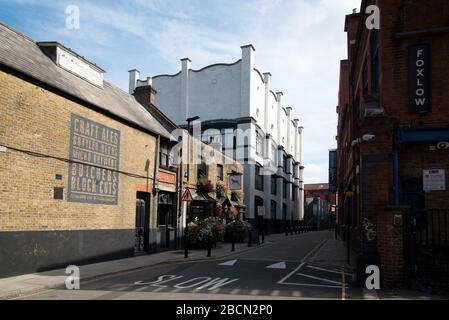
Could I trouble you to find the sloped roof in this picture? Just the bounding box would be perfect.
[0,22,175,141]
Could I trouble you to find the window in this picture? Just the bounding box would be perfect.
[271,144,277,163]
[256,131,263,155]
[197,161,207,180]
[217,164,223,181]
[271,175,277,195]
[255,165,264,191]
[271,201,277,220]
[157,192,176,227]
[159,141,171,168]
[283,180,287,199]
[54,187,63,200]
[283,155,291,174]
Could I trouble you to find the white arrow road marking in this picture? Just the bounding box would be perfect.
[219,259,237,266]
[266,262,287,269]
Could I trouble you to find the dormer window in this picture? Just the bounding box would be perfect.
[38,42,104,88]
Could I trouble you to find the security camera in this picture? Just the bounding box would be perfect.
[436,141,449,150]
[362,134,376,142]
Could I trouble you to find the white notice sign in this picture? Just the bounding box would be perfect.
[423,169,446,192]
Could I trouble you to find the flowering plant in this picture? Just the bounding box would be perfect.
[231,190,243,203]
[187,217,224,248]
[226,206,238,221]
[197,175,214,194]
[224,220,252,243]
[216,182,228,198]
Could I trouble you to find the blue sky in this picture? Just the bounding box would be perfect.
[0,0,361,183]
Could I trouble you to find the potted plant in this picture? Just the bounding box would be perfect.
[197,175,214,194]
[224,220,252,243]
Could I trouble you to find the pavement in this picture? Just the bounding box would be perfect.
[0,231,301,300]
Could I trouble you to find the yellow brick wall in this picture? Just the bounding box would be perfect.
[183,136,245,200]
[0,70,158,232]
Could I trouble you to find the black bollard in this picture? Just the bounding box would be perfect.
[207,245,211,257]
[248,230,252,247]
[285,225,288,236]
[231,241,235,252]
[184,231,189,259]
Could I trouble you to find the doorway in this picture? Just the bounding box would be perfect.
[401,178,425,282]
[135,192,151,254]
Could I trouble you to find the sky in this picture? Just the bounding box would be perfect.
[0,0,361,183]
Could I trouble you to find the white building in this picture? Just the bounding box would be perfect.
[129,44,304,232]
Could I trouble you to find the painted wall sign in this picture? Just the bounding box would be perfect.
[408,44,431,114]
[67,114,120,204]
[229,174,242,190]
[423,169,446,192]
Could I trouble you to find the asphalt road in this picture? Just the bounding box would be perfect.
[19,231,363,300]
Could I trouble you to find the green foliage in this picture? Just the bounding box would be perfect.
[187,217,224,248]
[224,220,252,243]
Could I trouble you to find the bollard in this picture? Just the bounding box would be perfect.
[207,245,211,257]
[231,241,235,252]
[285,226,288,236]
[184,231,189,259]
[248,230,252,247]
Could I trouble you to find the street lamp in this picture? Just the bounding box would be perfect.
[184,116,200,259]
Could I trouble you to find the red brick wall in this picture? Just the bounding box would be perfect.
[377,207,405,288]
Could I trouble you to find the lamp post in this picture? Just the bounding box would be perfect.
[184,116,200,259]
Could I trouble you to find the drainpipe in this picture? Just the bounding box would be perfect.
[152,135,161,250]
[393,134,400,206]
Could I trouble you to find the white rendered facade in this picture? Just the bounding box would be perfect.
[129,45,304,229]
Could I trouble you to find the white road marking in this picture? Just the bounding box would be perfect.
[174,277,212,289]
[266,262,287,269]
[277,262,305,285]
[295,272,343,285]
[219,259,237,266]
[281,282,346,289]
[278,262,348,289]
[307,265,352,275]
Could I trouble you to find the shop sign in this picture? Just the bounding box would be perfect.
[409,44,431,114]
[229,174,242,190]
[423,169,446,192]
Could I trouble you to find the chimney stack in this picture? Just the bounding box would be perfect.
[128,69,140,94]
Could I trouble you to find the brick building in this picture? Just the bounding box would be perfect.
[0,22,246,278]
[131,83,246,245]
[0,23,179,277]
[304,183,337,230]
[336,1,449,288]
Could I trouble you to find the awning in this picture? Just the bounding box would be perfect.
[191,191,217,203]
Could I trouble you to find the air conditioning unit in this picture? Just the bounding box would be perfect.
[436,141,449,150]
